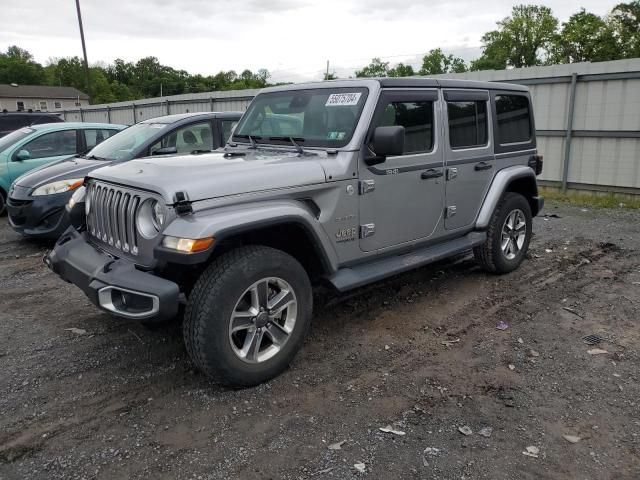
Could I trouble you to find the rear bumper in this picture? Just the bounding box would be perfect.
[45,228,180,322]
[7,188,71,240]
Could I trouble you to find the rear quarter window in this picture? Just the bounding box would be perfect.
[495,95,532,145]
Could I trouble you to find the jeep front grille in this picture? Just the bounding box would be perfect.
[86,182,141,255]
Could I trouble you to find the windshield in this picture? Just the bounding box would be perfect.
[232,87,368,149]
[86,123,167,161]
[0,127,35,153]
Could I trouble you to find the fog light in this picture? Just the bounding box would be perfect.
[162,236,214,253]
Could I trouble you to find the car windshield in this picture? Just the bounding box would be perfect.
[232,87,368,149]
[86,123,167,161]
[0,127,35,153]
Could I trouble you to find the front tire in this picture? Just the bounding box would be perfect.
[183,246,312,387]
[474,192,532,273]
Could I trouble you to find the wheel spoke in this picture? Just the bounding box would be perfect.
[242,328,264,362]
[231,309,256,333]
[268,289,294,316]
[266,322,290,346]
[251,280,270,309]
[501,235,510,251]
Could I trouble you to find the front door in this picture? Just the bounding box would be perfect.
[359,89,444,252]
[8,129,79,184]
[441,89,494,230]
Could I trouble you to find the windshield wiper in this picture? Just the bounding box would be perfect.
[85,154,107,161]
[234,134,261,149]
[190,149,212,155]
[268,136,306,155]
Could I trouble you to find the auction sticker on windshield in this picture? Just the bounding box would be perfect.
[325,92,362,107]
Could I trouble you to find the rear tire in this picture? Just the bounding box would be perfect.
[0,191,6,216]
[474,192,532,273]
[183,245,312,387]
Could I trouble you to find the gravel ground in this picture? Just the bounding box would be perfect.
[1,201,639,480]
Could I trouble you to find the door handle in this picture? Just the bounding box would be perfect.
[474,161,493,171]
[421,169,443,180]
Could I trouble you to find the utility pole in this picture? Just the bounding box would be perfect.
[325,60,329,80]
[75,0,91,101]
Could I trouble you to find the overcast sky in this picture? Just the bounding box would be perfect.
[1,0,620,83]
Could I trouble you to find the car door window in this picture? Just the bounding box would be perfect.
[447,101,488,149]
[372,100,434,154]
[84,129,118,150]
[149,122,213,154]
[20,130,77,159]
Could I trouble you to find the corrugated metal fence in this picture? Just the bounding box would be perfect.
[58,89,259,125]
[56,59,640,194]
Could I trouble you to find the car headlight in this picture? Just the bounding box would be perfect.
[32,178,84,196]
[136,199,166,239]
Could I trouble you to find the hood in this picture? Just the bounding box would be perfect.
[90,150,328,203]
[15,156,113,189]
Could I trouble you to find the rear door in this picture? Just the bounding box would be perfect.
[442,89,494,230]
[358,89,444,252]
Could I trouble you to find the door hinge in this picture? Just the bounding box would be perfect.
[360,223,376,238]
[445,206,457,218]
[359,179,375,195]
[446,167,458,181]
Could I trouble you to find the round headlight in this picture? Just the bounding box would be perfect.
[136,199,166,239]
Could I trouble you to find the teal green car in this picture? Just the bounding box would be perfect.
[0,122,126,214]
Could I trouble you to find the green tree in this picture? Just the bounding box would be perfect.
[388,63,415,77]
[0,45,47,84]
[471,5,559,70]
[323,72,338,80]
[419,49,467,75]
[608,1,640,58]
[355,58,389,77]
[552,9,618,63]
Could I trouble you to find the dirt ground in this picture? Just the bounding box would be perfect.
[1,201,639,480]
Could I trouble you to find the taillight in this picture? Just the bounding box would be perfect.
[528,155,543,175]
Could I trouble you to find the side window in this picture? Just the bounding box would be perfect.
[20,130,77,159]
[84,129,118,150]
[54,101,62,109]
[495,95,531,145]
[374,100,434,154]
[447,101,488,149]
[149,122,213,155]
[39,101,48,112]
[221,120,238,142]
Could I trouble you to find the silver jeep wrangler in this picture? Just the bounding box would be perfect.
[46,78,543,387]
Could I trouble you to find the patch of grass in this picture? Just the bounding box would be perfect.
[540,186,640,209]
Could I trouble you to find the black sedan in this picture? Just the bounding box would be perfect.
[7,111,242,239]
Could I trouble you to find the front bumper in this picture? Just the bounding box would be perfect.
[7,186,72,239]
[45,228,180,322]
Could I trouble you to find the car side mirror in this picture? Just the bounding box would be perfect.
[365,126,405,166]
[14,149,31,161]
[152,146,178,155]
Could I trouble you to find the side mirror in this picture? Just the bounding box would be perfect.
[152,146,178,156]
[14,149,31,161]
[365,126,405,166]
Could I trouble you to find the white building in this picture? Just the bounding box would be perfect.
[0,84,89,112]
